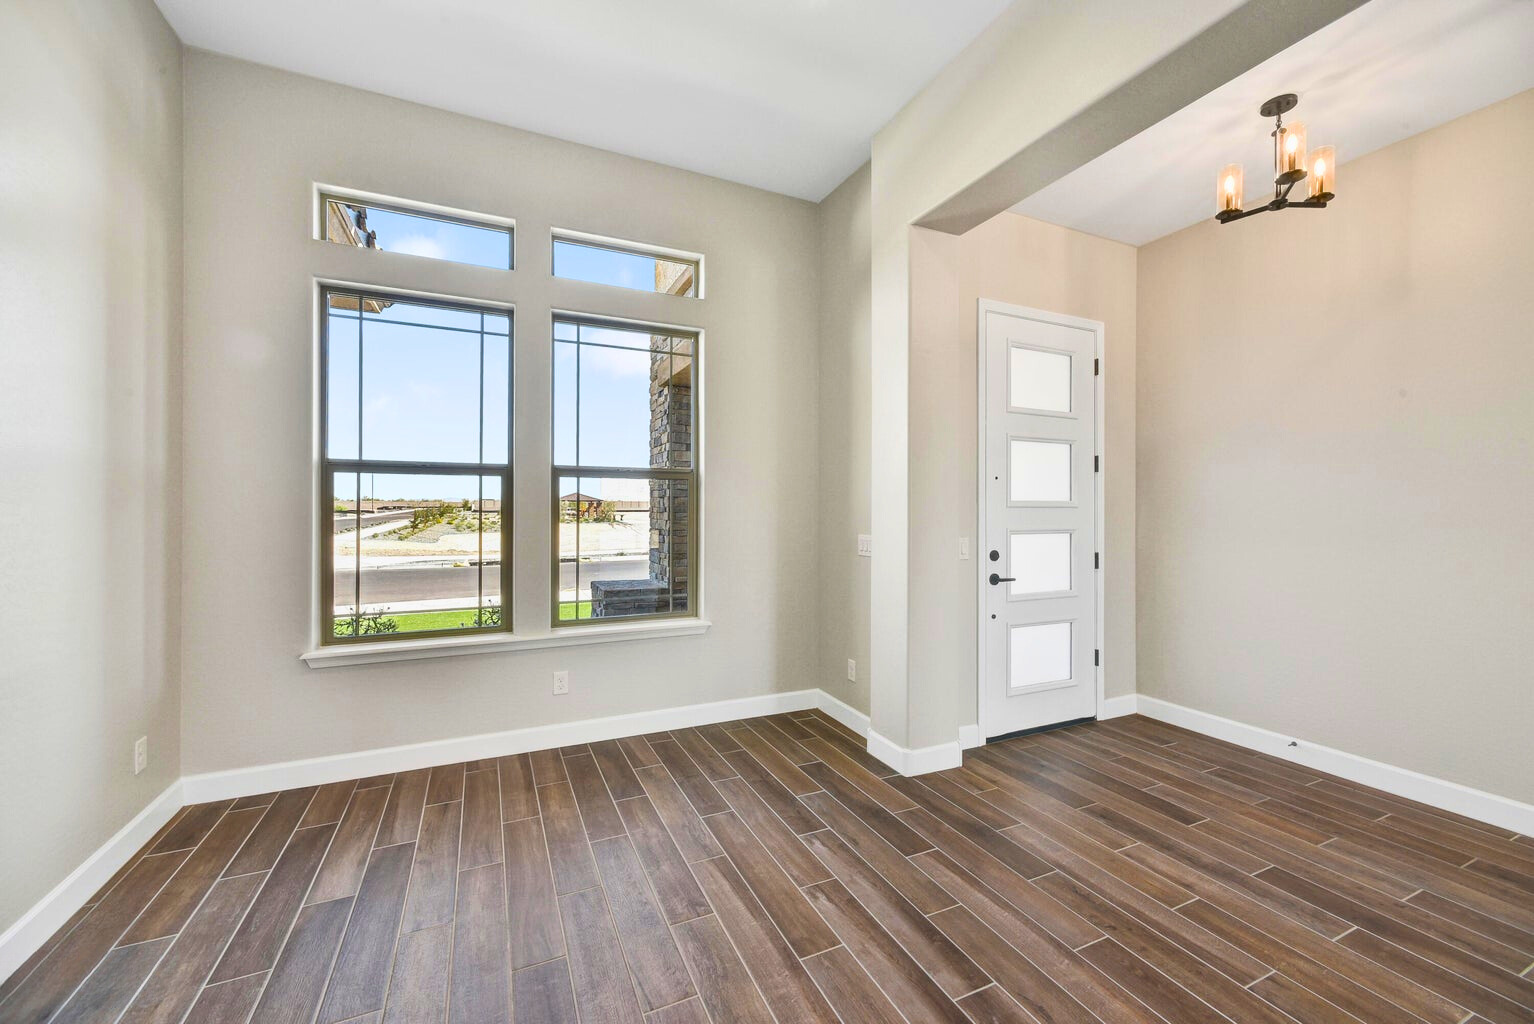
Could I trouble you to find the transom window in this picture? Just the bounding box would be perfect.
[553,233,700,296]
[320,192,513,270]
[321,288,512,641]
[553,317,697,624]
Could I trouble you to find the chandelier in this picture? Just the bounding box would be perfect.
[1215,94,1335,224]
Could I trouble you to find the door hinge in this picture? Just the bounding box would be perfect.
[1094,358,1100,376]
[1094,649,1100,667]
[1094,455,1100,473]
[1094,551,1100,569]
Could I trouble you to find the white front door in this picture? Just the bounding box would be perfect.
[980,301,1100,739]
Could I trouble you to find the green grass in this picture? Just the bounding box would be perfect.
[386,608,495,632]
[335,600,593,636]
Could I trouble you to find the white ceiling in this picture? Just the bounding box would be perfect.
[153,0,1010,201]
[1012,0,1534,247]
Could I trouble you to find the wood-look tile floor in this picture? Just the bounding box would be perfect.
[4,713,1533,1024]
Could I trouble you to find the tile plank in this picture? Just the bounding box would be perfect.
[377,769,430,847]
[705,811,838,957]
[671,914,774,1024]
[122,805,265,942]
[634,764,723,862]
[499,753,537,821]
[560,886,644,1024]
[592,836,695,1011]
[591,739,646,800]
[119,872,266,1024]
[566,752,628,841]
[425,762,465,804]
[307,784,389,904]
[449,863,511,1024]
[615,795,711,924]
[801,945,909,1024]
[539,779,601,894]
[247,896,354,1024]
[51,937,173,1024]
[226,788,317,875]
[381,924,451,1024]
[399,799,460,932]
[318,842,415,1023]
[691,857,838,1024]
[513,957,580,1024]
[300,781,360,827]
[211,822,338,983]
[505,816,565,969]
[460,768,505,868]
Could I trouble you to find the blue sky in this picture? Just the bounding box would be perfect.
[328,209,691,502]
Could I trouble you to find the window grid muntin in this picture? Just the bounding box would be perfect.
[320,286,513,644]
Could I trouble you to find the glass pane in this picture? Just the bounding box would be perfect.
[326,296,360,459]
[330,472,360,637]
[354,473,500,635]
[1009,532,1071,596]
[324,198,511,270]
[553,238,697,296]
[361,319,481,463]
[482,333,510,465]
[1009,439,1072,503]
[553,341,578,466]
[1009,622,1072,689]
[481,476,503,624]
[1009,346,1071,413]
[557,475,688,623]
[568,341,693,469]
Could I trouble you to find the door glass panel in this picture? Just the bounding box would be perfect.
[1009,346,1072,412]
[1009,621,1072,689]
[1009,532,1071,596]
[1008,439,1072,503]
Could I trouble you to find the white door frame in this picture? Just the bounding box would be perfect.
[975,299,1106,740]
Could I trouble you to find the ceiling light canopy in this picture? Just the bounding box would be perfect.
[1215,94,1337,225]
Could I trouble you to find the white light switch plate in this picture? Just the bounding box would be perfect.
[846,659,856,682]
[133,736,148,776]
[958,537,970,560]
[552,670,569,695]
[856,534,873,557]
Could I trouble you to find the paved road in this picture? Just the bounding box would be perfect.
[332,510,415,534]
[334,556,649,605]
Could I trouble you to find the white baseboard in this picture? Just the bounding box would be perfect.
[183,689,821,803]
[1134,696,1534,837]
[1099,694,1137,720]
[958,724,983,750]
[814,690,871,738]
[866,730,963,776]
[0,780,182,986]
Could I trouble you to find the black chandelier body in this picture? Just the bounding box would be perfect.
[1215,94,1336,225]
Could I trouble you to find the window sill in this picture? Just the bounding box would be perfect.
[301,618,711,669]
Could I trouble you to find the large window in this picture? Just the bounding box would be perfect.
[321,288,512,642]
[553,317,697,625]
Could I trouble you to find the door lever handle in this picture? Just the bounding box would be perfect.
[988,573,1015,586]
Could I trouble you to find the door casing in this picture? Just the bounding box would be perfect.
[975,299,1106,740]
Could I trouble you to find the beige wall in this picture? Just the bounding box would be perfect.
[909,213,1137,742]
[815,164,874,713]
[180,53,822,774]
[1137,89,1534,803]
[0,0,183,929]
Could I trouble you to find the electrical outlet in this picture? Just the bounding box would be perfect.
[856,534,873,557]
[846,659,856,682]
[552,670,569,695]
[958,537,970,560]
[133,736,148,776]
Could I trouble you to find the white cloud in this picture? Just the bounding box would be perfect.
[384,233,447,261]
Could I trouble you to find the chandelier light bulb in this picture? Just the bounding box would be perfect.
[1216,163,1244,215]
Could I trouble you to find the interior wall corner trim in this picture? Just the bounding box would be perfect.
[0,780,183,986]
